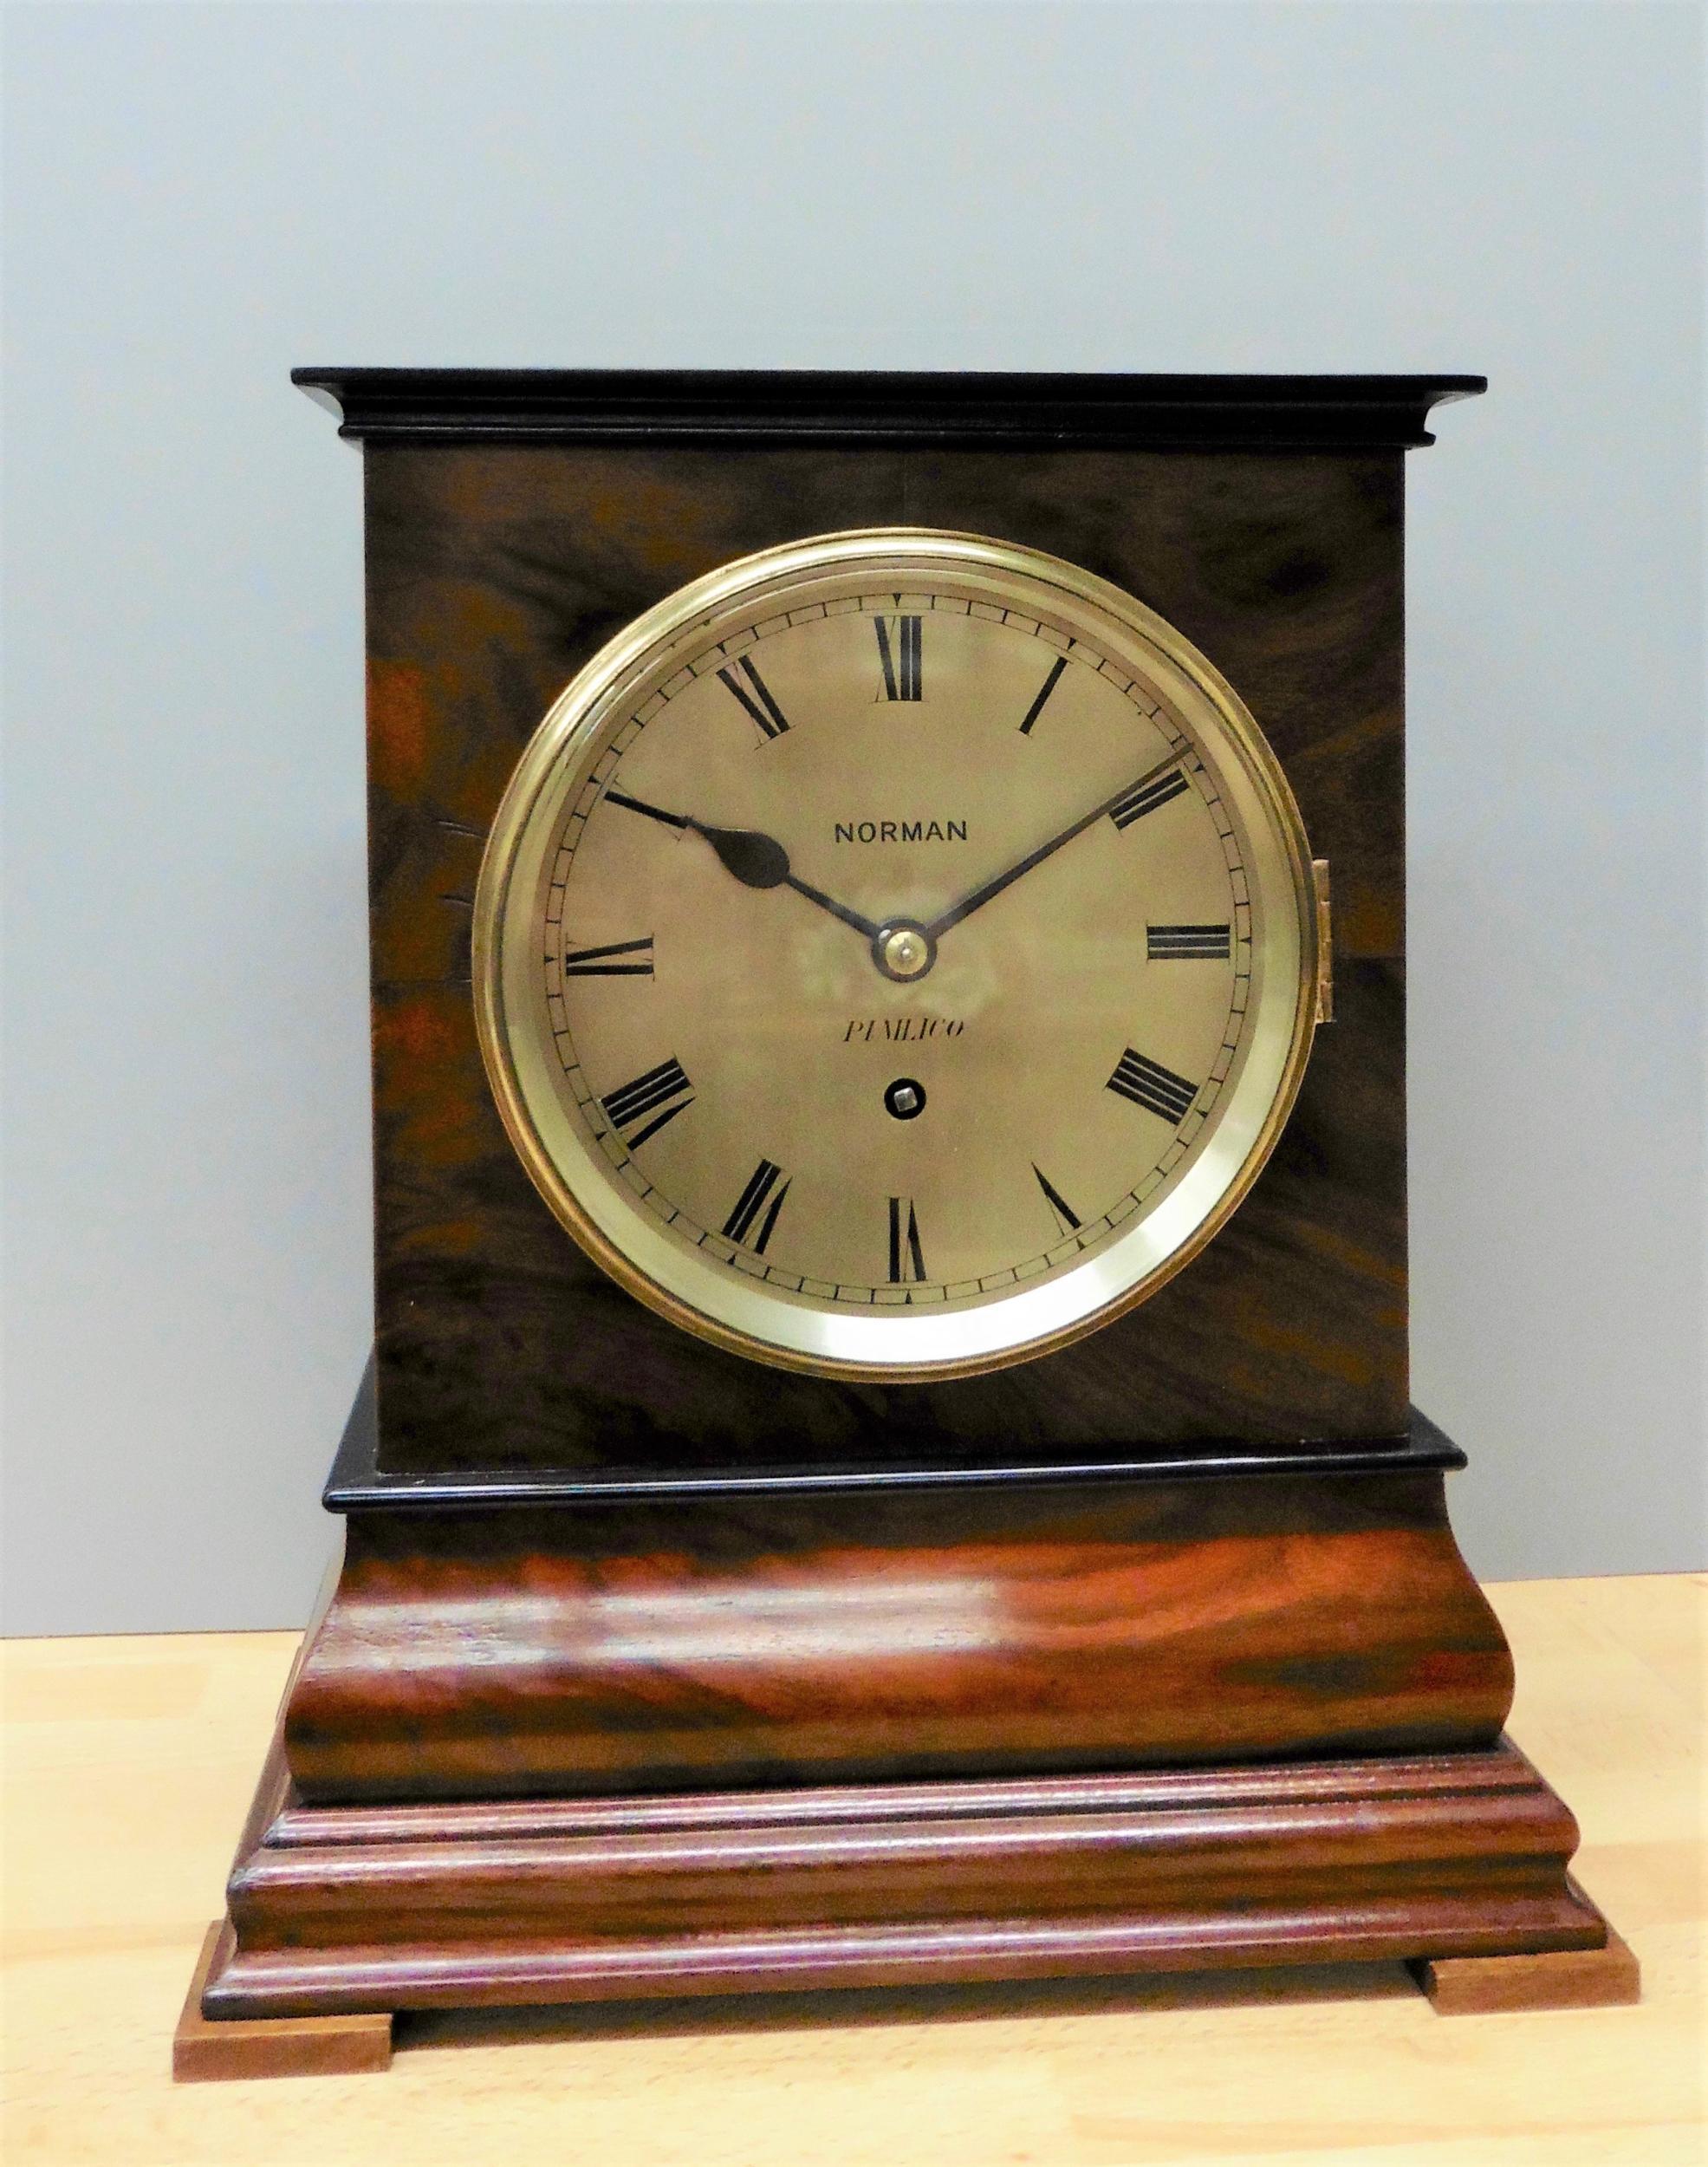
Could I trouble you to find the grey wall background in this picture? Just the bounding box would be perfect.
[3,1,1702,1637]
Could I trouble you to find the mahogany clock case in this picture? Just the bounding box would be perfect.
[308,368,1484,1490]
[179,374,1631,2065]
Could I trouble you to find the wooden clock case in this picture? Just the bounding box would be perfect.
[185,373,1627,2068]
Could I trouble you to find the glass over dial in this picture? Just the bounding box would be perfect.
[474,530,1321,1379]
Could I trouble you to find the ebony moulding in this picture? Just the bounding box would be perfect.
[292,367,1484,450]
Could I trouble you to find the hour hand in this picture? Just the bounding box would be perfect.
[605,789,882,941]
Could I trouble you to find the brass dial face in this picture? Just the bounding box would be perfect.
[474,530,1319,1380]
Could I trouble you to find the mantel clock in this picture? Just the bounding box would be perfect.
[179,371,1633,2077]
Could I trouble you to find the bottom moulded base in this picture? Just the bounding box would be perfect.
[179,1734,1633,2078]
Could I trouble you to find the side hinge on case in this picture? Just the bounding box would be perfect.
[1312,860,1335,1024]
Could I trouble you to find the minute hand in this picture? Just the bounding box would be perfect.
[923,752,1185,940]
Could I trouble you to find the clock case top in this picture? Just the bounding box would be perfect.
[295,369,1484,1492]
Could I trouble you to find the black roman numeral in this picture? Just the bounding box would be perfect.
[718,655,789,740]
[562,935,655,978]
[875,615,922,701]
[1018,654,1068,736]
[1110,768,1189,830]
[887,1195,926,1282]
[1032,1163,1081,1234]
[723,1159,791,1254]
[1146,922,1231,960]
[601,1056,694,1148]
[1107,1048,1198,1125]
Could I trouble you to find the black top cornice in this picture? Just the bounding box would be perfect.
[292,368,1485,452]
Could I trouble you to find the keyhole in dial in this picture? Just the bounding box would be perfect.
[884,1078,926,1121]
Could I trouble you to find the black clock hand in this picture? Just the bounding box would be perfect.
[923,752,1185,940]
[605,789,883,942]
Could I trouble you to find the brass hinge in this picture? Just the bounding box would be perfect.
[1312,860,1334,1024]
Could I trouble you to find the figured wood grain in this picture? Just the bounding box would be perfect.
[4,1573,1693,2161]
[283,1467,1510,1800]
[359,435,1411,1478]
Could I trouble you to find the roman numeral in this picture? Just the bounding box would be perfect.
[562,935,655,977]
[1146,922,1231,960]
[718,655,789,739]
[1110,767,1189,830]
[1032,1163,1081,1234]
[1107,1048,1198,1125]
[1018,654,1068,736]
[887,1195,927,1282]
[875,615,923,701]
[601,1056,694,1148]
[723,1158,791,1254]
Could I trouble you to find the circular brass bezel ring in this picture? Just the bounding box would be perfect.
[473,528,1321,1382]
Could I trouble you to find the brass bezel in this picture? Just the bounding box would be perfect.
[473,529,1321,1382]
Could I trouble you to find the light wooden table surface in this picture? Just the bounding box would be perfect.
[3,1573,1702,2166]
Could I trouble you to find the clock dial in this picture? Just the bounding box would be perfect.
[475,530,1320,1379]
